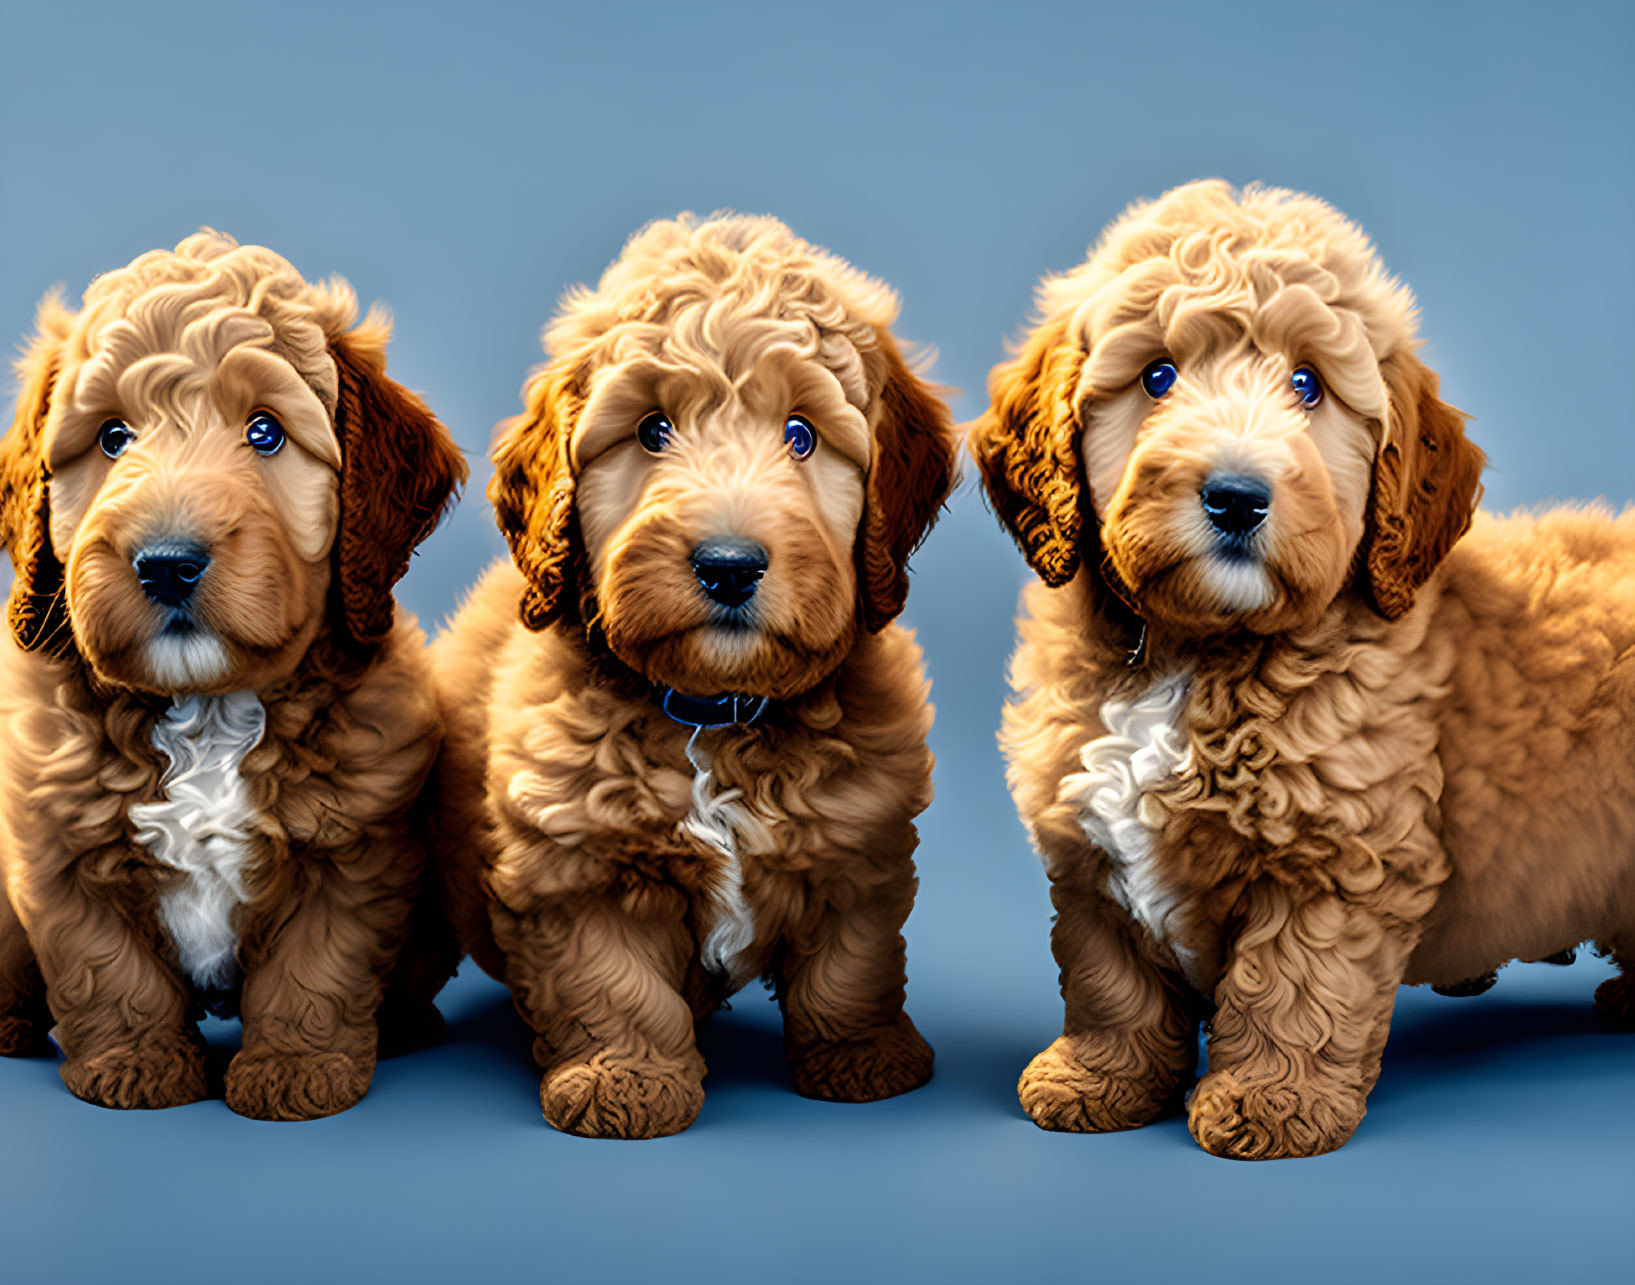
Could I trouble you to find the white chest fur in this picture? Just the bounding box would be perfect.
[676,730,772,990]
[128,691,267,991]
[1057,671,1197,976]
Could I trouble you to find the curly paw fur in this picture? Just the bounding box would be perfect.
[1018,1037,1179,1132]
[225,1050,373,1121]
[787,1014,933,1103]
[541,1053,706,1139]
[60,1039,209,1110]
[1187,1069,1364,1160]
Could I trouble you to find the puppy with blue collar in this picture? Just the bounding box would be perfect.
[416,214,957,1138]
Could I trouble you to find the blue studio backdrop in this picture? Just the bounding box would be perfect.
[0,2,1630,1283]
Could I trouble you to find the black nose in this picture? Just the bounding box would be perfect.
[690,537,767,609]
[134,546,210,608]
[1200,475,1271,539]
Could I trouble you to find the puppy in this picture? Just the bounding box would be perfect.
[971,180,1635,1159]
[423,214,956,1138]
[0,233,467,1118]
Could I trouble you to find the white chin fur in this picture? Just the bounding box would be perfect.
[1201,556,1273,613]
[145,630,231,690]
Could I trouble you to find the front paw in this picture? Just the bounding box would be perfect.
[60,1038,208,1110]
[225,1049,373,1121]
[1187,1068,1363,1160]
[1018,1036,1177,1132]
[787,1014,934,1103]
[541,1051,705,1139]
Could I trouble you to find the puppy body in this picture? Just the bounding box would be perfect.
[975,180,1635,1159]
[1009,508,1635,985]
[0,234,466,1118]
[429,562,934,1081]
[1402,508,1635,982]
[0,618,442,1109]
[424,215,955,1138]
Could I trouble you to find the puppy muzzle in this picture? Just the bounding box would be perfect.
[134,542,211,609]
[1199,473,1271,558]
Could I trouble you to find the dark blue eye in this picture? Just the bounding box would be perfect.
[783,415,816,460]
[637,411,673,454]
[98,419,135,459]
[246,412,285,455]
[1290,365,1322,409]
[1140,360,1178,399]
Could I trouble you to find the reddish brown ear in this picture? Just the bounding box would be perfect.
[967,314,1089,586]
[0,324,70,653]
[488,361,582,631]
[328,319,468,646]
[856,332,958,632]
[1364,349,1485,619]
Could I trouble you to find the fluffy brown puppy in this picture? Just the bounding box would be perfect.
[0,233,466,1119]
[971,180,1635,1160]
[424,214,956,1138]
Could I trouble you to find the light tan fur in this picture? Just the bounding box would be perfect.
[0,234,467,1117]
[971,180,1635,1159]
[421,214,958,1138]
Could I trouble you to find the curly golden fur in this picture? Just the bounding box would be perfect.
[0,234,467,1118]
[420,214,957,1138]
[971,180,1635,1159]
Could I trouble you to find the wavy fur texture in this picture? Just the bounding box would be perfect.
[976,180,1635,1159]
[0,234,465,1118]
[418,214,956,1137]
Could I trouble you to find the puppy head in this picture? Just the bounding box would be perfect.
[0,232,466,693]
[491,213,955,701]
[971,180,1484,635]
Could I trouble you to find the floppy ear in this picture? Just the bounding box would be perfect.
[855,332,959,632]
[489,361,583,631]
[1363,349,1484,619]
[0,310,71,653]
[328,317,468,647]
[967,314,1089,587]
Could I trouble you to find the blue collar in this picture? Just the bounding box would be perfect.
[658,687,770,730]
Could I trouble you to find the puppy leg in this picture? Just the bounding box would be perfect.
[28,880,206,1109]
[495,890,705,1139]
[1593,932,1634,1030]
[775,855,933,1103]
[1189,881,1414,1160]
[0,889,49,1056]
[226,839,417,1121]
[1019,873,1197,1132]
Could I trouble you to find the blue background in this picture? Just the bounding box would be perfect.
[1,1,1631,1281]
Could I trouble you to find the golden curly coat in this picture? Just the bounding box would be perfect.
[971,180,1635,1159]
[0,234,466,1119]
[420,214,958,1138]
